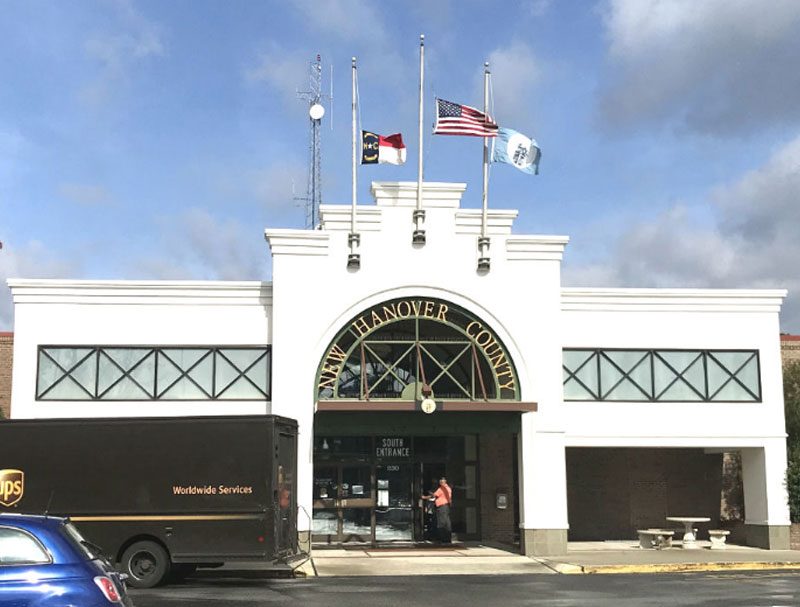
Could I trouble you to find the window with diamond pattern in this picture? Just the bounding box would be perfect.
[562,349,760,402]
[36,346,271,401]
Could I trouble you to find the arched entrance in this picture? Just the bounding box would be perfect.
[312,297,531,545]
[316,297,520,405]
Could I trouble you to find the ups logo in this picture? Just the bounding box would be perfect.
[0,469,24,508]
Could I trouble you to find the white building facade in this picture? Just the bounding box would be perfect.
[8,182,790,554]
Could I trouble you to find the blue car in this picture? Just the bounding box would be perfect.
[0,513,133,606]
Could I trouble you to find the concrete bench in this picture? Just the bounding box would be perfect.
[637,529,675,550]
[708,529,730,550]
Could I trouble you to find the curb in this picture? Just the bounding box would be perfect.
[547,561,800,575]
[293,559,318,578]
[546,562,585,574]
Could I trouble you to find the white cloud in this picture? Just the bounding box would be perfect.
[247,3,409,104]
[79,0,165,107]
[713,136,800,245]
[0,241,81,330]
[0,128,33,192]
[291,0,385,42]
[211,160,307,214]
[245,44,310,108]
[129,209,269,281]
[251,163,308,212]
[605,0,797,60]
[598,0,800,134]
[135,159,317,284]
[563,134,800,330]
[58,183,116,206]
[358,49,410,97]
[482,41,541,126]
[527,0,552,17]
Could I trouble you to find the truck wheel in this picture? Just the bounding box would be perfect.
[121,541,170,588]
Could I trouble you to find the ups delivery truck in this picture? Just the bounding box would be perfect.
[0,415,298,587]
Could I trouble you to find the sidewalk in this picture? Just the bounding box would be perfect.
[302,541,800,577]
[307,545,551,576]
[540,540,800,575]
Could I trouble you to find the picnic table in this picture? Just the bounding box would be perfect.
[666,516,710,549]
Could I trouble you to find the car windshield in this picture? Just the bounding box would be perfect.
[61,522,104,560]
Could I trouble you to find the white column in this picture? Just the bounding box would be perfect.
[741,439,790,549]
[268,266,317,550]
[518,411,569,555]
[269,392,315,550]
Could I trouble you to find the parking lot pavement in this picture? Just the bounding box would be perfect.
[306,541,800,576]
[129,571,800,607]
[128,539,800,599]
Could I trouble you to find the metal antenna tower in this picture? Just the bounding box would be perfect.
[297,54,329,229]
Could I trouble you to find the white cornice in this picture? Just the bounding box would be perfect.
[506,235,570,260]
[561,288,787,313]
[370,181,467,208]
[264,229,330,256]
[7,280,272,306]
[565,434,787,448]
[319,205,383,232]
[454,210,519,235]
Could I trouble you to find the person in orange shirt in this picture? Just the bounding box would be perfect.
[428,477,453,543]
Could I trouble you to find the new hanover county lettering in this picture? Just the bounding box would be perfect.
[318,300,449,391]
[317,298,517,397]
[349,300,449,338]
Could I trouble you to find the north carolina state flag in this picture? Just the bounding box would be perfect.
[361,131,407,165]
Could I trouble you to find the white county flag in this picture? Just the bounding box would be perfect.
[492,127,540,174]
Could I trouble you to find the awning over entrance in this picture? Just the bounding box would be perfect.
[317,400,536,411]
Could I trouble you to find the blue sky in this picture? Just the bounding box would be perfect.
[2,0,800,331]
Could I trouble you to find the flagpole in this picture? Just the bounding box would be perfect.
[412,34,426,246]
[478,62,491,271]
[348,56,360,269]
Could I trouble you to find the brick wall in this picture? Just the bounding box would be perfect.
[566,448,723,540]
[781,335,800,366]
[479,433,517,546]
[0,332,12,419]
[791,523,800,549]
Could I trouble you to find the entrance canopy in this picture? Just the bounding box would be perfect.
[316,297,525,410]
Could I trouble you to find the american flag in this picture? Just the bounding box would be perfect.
[433,98,498,137]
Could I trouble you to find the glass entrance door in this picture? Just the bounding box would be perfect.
[375,464,413,541]
[312,434,482,545]
[312,465,338,542]
[414,436,480,542]
[416,462,446,541]
[312,464,373,543]
[340,465,372,542]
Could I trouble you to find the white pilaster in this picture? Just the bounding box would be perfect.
[518,411,569,555]
[742,440,791,526]
[741,439,791,549]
